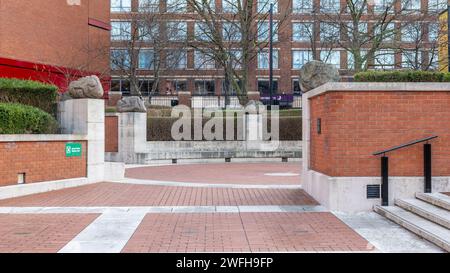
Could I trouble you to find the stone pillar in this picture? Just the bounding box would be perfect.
[245,114,263,141]
[58,99,105,182]
[178,91,191,108]
[117,112,147,164]
[247,91,261,102]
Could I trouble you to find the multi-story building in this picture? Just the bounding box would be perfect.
[0,0,111,93]
[110,0,446,100]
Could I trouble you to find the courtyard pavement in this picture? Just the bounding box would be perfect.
[0,163,443,253]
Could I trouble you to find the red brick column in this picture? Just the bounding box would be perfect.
[178,91,191,108]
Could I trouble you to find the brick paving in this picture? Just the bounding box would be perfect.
[0,182,317,207]
[122,212,373,253]
[0,214,99,253]
[125,163,301,185]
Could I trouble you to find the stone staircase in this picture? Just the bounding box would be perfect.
[374,193,450,252]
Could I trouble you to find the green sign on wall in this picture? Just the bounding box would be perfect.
[65,143,82,157]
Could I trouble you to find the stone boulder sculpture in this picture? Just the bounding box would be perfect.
[299,60,340,92]
[245,99,265,114]
[68,75,104,99]
[117,96,147,113]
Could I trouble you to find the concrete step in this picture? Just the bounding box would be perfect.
[416,193,450,211]
[374,205,450,252]
[395,198,450,229]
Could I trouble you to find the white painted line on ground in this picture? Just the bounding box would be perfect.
[58,212,146,253]
[110,178,302,189]
[0,205,327,214]
[264,172,300,177]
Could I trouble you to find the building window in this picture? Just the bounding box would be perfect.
[166,49,187,69]
[401,0,421,12]
[193,0,215,10]
[195,22,212,41]
[293,0,313,13]
[167,0,187,12]
[292,23,313,42]
[292,50,312,69]
[346,22,368,37]
[223,22,242,41]
[292,79,302,94]
[428,0,447,12]
[138,22,159,41]
[111,49,130,70]
[402,50,422,69]
[374,50,396,69]
[139,79,157,95]
[373,0,395,14]
[194,50,215,69]
[402,23,421,42]
[258,49,279,69]
[223,0,240,13]
[138,49,156,70]
[195,80,215,95]
[374,22,396,42]
[346,0,368,13]
[347,50,368,70]
[222,79,241,95]
[429,50,438,70]
[320,23,340,41]
[139,0,159,12]
[111,79,131,95]
[428,23,439,42]
[167,21,187,41]
[111,21,131,40]
[320,0,340,13]
[257,0,278,13]
[258,21,279,42]
[320,50,341,69]
[229,49,242,69]
[258,79,278,94]
[166,80,187,93]
[111,0,131,12]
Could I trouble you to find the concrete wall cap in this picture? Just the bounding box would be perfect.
[306,82,450,99]
[0,134,87,142]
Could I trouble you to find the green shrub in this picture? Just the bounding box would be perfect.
[147,116,302,141]
[0,78,58,114]
[0,103,58,134]
[354,71,450,83]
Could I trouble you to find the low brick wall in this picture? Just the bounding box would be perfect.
[105,115,119,152]
[307,84,450,177]
[0,136,87,186]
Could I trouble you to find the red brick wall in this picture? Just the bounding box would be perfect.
[0,0,110,91]
[309,91,450,177]
[0,141,87,186]
[105,116,119,153]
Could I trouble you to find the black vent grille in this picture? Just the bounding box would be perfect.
[367,185,380,199]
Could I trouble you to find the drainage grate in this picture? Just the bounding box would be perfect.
[367,185,380,199]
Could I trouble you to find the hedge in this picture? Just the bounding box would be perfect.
[0,103,58,134]
[0,78,58,114]
[147,116,301,141]
[354,71,450,83]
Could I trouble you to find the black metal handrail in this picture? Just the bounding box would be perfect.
[373,135,438,156]
[372,135,438,206]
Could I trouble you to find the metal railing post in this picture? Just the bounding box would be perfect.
[424,143,432,193]
[381,156,389,206]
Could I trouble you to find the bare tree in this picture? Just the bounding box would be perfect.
[111,2,188,96]
[186,0,291,105]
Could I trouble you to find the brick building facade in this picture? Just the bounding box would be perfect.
[0,0,111,92]
[110,0,445,97]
